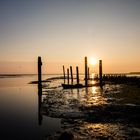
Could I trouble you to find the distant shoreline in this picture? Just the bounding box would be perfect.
[0,72,140,76]
[129,72,140,74]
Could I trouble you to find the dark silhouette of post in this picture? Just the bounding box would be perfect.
[37,56,42,125]
[99,60,103,86]
[70,66,73,84]
[88,67,90,80]
[67,68,69,84]
[85,57,88,86]
[63,65,66,83]
[76,66,79,84]
[38,56,42,86]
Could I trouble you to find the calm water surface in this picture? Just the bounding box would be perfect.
[0,74,140,139]
[0,75,61,140]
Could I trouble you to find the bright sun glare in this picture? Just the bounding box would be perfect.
[89,57,97,65]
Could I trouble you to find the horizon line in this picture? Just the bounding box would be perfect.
[0,72,140,75]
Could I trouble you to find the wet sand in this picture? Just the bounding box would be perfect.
[42,81,140,139]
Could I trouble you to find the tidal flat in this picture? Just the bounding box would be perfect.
[42,80,140,140]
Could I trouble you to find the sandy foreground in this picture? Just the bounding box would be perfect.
[40,82,140,140]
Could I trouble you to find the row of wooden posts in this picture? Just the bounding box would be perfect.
[62,57,103,86]
[37,56,103,87]
[63,65,80,85]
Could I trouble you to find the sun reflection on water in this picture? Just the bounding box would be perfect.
[91,73,95,79]
[91,73,97,94]
[82,122,126,139]
[91,86,97,94]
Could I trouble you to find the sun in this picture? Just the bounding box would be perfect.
[89,57,97,65]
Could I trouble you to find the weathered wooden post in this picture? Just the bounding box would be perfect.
[76,66,79,85]
[38,56,42,86]
[88,67,90,80]
[38,56,42,125]
[63,65,66,83]
[99,60,103,86]
[67,68,69,85]
[70,66,73,84]
[85,56,88,86]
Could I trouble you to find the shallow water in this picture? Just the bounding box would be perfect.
[0,75,61,140]
[0,74,140,139]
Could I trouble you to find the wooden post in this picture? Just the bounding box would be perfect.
[63,65,66,83]
[85,56,88,86]
[38,56,43,125]
[38,56,42,86]
[76,66,79,85]
[70,66,73,84]
[99,60,103,86]
[67,68,69,85]
[88,67,90,80]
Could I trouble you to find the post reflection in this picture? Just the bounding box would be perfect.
[85,87,88,95]
[77,88,80,99]
[38,83,43,125]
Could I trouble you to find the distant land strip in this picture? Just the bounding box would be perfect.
[129,72,140,74]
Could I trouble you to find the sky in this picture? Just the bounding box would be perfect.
[0,0,140,74]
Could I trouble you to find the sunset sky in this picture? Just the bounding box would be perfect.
[0,0,140,74]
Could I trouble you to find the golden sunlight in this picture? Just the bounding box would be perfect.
[89,57,97,65]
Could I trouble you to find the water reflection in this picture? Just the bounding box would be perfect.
[0,75,62,140]
[91,86,97,94]
[38,83,43,125]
